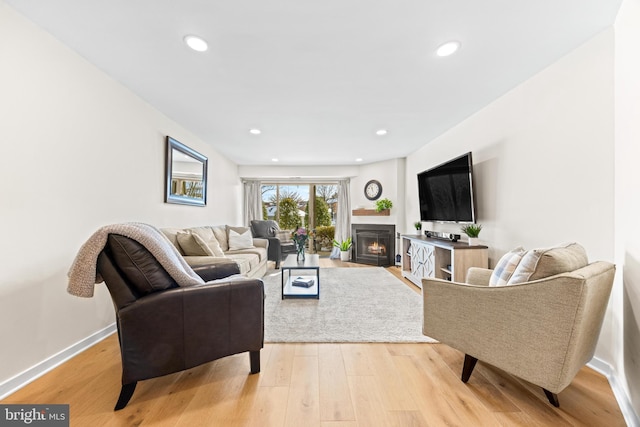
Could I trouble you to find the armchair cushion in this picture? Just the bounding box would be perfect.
[507,242,588,285]
[107,234,178,296]
[489,246,525,286]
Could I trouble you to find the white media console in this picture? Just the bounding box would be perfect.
[401,234,488,288]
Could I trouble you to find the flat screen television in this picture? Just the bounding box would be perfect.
[417,152,477,223]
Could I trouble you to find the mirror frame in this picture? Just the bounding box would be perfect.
[165,136,208,206]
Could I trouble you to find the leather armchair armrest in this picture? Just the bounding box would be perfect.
[191,262,240,282]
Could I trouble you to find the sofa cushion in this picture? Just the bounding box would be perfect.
[176,232,214,256]
[489,247,526,286]
[226,246,268,263]
[226,253,260,274]
[507,242,588,285]
[107,234,178,296]
[187,226,225,257]
[228,228,254,250]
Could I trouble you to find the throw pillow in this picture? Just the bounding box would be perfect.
[211,226,229,252]
[507,242,588,285]
[176,232,214,256]
[275,230,292,243]
[228,228,254,251]
[187,226,225,257]
[489,246,526,286]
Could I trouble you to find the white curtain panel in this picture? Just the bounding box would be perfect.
[243,180,263,226]
[330,178,351,259]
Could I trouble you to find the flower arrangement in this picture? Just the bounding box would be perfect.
[291,227,314,261]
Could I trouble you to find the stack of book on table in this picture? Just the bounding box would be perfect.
[291,277,314,288]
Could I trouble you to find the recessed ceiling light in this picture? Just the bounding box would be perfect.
[184,35,208,52]
[271,158,279,162]
[376,129,388,136]
[249,129,261,135]
[436,41,461,57]
[355,158,363,162]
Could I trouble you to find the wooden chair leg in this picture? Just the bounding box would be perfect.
[114,382,137,411]
[543,388,560,407]
[250,350,261,374]
[461,354,478,383]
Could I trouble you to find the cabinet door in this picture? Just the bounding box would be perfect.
[410,242,435,279]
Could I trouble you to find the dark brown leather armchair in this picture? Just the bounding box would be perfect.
[97,234,264,410]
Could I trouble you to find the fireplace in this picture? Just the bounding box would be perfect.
[351,224,395,266]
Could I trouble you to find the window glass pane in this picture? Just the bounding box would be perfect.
[260,182,338,253]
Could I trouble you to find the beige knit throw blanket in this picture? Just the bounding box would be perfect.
[67,222,204,298]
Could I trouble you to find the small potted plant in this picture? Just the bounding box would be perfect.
[414,221,422,231]
[333,237,353,262]
[460,224,482,245]
[375,198,393,213]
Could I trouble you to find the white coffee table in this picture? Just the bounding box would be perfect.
[281,254,320,299]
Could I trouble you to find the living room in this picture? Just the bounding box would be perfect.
[1,0,639,425]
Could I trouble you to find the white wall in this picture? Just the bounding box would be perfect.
[405,29,615,267]
[615,0,640,418]
[351,158,405,231]
[0,3,242,388]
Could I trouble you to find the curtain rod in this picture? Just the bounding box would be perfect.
[242,177,350,184]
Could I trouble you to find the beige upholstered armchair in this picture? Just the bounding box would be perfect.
[422,243,615,407]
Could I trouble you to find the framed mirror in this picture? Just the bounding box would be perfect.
[165,136,208,206]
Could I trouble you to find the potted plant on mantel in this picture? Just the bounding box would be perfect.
[333,237,353,262]
[375,198,393,213]
[460,224,482,246]
[414,221,422,231]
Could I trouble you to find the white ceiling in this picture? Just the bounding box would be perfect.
[6,1,622,166]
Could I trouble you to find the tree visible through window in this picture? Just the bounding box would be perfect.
[261,183,338,252]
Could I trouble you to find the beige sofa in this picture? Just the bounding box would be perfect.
[161,225,268,279]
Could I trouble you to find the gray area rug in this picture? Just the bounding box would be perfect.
[263,267,436,343]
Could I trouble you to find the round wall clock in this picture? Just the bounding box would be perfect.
[364,180,382,200]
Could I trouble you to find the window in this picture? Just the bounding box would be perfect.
[261,183,339,251]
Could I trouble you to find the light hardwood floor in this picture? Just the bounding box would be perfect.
[2,260,626,426]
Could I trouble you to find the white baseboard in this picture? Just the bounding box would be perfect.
[0,323,116,400]
[588,357,640,427]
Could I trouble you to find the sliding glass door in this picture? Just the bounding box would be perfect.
[261,183,338,253]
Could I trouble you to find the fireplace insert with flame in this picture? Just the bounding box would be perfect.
[351,224,395,266]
